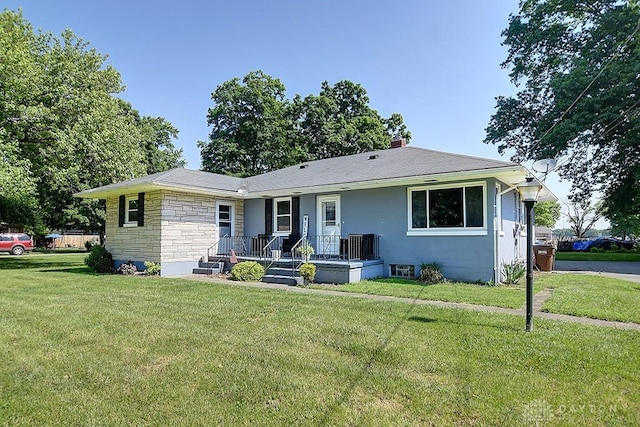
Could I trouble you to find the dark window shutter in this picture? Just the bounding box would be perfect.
[291,196,300,236]
[118,195,125,227]
[137,192,145,227]
[265,198,273,235]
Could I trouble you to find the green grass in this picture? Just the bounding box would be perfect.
[1,254,639,425]
[555,251,640,262]
[311,278,540,309]
[536,274,640,324]
[312,274,640,324]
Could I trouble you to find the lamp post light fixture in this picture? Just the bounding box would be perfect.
[517,176,542,332]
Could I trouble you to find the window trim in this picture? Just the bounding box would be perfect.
[496,183,505,237]
[406,181,487,236]
[216,200,235,238]
[273,197,292,236]
[124,196,139,227]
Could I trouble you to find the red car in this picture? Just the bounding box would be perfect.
[0,233,34,255]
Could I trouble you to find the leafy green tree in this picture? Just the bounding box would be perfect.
[0,10,41,231]
[608,214,640,240]
[534,201,561,228]
[0,10,183,233]
[198,71,299,177]
[128,107,185,175]
[295,80,411,160]
[485,1,640,218]
[199,71,411,176]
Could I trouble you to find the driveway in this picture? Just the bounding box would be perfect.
[554,260,640,283]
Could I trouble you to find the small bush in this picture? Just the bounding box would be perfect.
[296,243,315,260]
[144,261,161,276]
[299,263,316,283]
[230,261,265,281]
[502,261,525,284]
[117,262,138,275]
[419,262,445,284]
[84,245,113,273]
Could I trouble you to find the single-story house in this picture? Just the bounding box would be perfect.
[75,140,556,283]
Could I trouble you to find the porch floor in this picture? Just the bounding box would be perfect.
[209,254,385,284]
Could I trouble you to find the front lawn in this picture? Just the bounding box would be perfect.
[555,251,640,262]
[536,274,640,324]
[315,275,640,324]
[311,278,539,309]
[1,253,639,425]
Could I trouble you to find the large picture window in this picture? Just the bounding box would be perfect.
[408,183,486,235]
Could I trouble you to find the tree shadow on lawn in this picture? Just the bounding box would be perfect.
[407,315,438,323]
[317,284,523,424]
[41,267,95,275]
[0,255,85,271]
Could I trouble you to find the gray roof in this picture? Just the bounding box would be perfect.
[77,146,524,199]
[75,168,243,198]
[245,146,519,193]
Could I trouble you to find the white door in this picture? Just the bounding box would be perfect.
[216,201,234,254]
[317,195,341,255]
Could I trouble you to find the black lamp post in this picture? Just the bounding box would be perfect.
[517,176,542,332]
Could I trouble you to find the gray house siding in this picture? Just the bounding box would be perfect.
[243,194,319,237]
[499,188,526,268]
[341,184,496,282]
[243,198,265,237]
[243,179,502,282]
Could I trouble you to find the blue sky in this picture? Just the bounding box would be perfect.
[6,0,587,226]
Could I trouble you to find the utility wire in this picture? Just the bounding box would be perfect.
[527,19,640,158]
[553,99,640,171]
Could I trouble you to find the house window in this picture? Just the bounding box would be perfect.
[126,197,139,225]
[408,182,486,235]
[390,264,415,278]
[217,201,234,237]
[274,197,291,234]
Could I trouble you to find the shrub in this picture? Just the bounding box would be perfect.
[117,262,138,275]
[419,262,445,284]
[299,263,316,283]
[502,261,525,284]
[144,261,161,276]
[230,261,265,281]
[84,245,113,273]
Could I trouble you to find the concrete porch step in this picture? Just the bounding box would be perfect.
[262,274,302,286]
[200,261,224,269]
[266,267,299,276]
[193,261,223,275]
[193,267,218,275]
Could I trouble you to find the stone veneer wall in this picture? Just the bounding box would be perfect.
[160,191,217,263]
[234,198,244,238]
[160,193,244,263]
[105,191,162,263]
[105,190,245,274]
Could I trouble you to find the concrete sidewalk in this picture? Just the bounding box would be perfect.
[182,274,640,331]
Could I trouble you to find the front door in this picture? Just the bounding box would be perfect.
[317,195,341,255]
[217,201,234,254]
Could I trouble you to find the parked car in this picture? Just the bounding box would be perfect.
[0,233,34,255]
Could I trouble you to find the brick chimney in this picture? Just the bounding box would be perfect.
[390,136,406,149]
